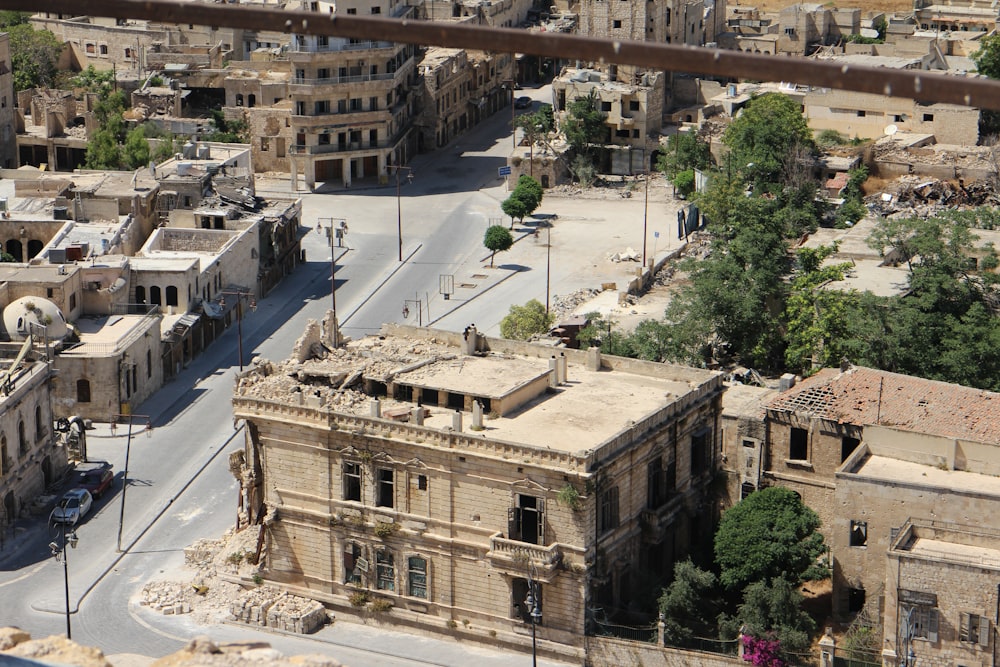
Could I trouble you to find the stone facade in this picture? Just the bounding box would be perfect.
[0,35,15,170]
[233,324,724,660]
[0,355,64,529]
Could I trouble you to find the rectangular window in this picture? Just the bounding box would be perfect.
[376,469,394,507]
[647,457,667,509]
[599,487,619,533]
[790,427,808,460]
[691,428,710,475]
[343,462,361,501]
[508,495,544,545]
[960,612,990,646]
[371,6,381,13]
[905,605,939,642]
[344,543,362,584]
[376,551,395,591]
[317,67,329,79]
[613,19,622,28]
[923,113,934,122]
[841,436,860,462]
[350,98,362,111]
[417,474,427,490]
[849,520,867,547]
[408,556,427,598]
[314,100,330,114]
[857,110,866,117]
[260,137,270,151]
[601,101,612,112]
[337,99,347,113]
[629,100,640,111]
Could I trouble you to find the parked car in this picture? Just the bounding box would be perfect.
[76,462,113,499]
[514,96,533,109]
[50,489,93,526]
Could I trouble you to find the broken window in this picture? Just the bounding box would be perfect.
[905,605,939,642]
[344,542,363,584]
[789,427,808,460]
[849,520,867,547]
[407,556,427,598]
[343,462,361,501]
[599,486,619,534]
[647,456,667,509]
[376,550,395,591]
[508,494,544,545]
[960,612,990,646]
[376,468,394,508]
[691,428,710,475]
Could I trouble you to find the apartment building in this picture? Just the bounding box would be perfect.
[232,323,723,660]
[287,0,419,190]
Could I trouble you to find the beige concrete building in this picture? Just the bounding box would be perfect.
[0,348,64,529]
[232,323,724,660]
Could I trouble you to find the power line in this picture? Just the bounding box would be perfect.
[12,0,1000,110]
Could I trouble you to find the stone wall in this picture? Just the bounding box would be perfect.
[585,636,740,667]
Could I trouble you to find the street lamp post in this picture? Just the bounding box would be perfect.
[218,289,257,372]
[524,567,542,667]
[111,413,152,553]
[502,79,516,150]
[388,164,414,262]
[318,218,347,315]
[545,222,551,319]
[642,171,649,267]
[49,524,78,638]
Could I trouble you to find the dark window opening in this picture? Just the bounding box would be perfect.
[850,520,867,547]
[511,578,542,623]
[76,379,91,403]
[508,494,544,545]
[599,486,619,534]
[376,550,395,591]
[420,389,439,407]
[841,436,860,462]
[417,474,427,490]
[647,456,668,508]
[369,381,387,397]
[691,429,710,475]
[394,384,413,401]
[790,427,808,460]
[344,543,362,584]
[848,588,866,613]
[741,482,756,499]
[376,468,394,507]
[407,556,427,598]
[343,462,361,501]
[447,392,464,410]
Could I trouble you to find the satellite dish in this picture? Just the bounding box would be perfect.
[884,124,899,136]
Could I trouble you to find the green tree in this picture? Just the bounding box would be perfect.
[973,34,1000,134]
[657,131,713,178]
[0,11,29,27]
[658,560,719,646]
[515,106,554,150]
[500,299,554,340]
[728,578,815,654]
[500,193,530,227]
[123,125,151,169]
[723,93,815,191]
[8,23,63,91]
[483,224,513,267]
[85,129,123,170]
[205,109,248,143]
[715,487,827,592]
[514,174,543,213]
[73,65,115,95]
[562,90,607,169]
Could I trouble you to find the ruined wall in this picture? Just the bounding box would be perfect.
[585,636,740,667]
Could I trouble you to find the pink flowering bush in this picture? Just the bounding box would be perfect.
[742,634,784,667]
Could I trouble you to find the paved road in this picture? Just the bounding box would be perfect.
[0,87,573,666]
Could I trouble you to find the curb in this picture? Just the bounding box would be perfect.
[341,244,423,327]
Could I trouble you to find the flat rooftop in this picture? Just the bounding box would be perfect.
[237,330,716,454]
[906,537,1000,569]
[851,454,1000,497]
[64,314,150,355]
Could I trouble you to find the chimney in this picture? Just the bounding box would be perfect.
[452,410,462,432]
[549,356,558,388]
[586,346,602,372]
[559,352,568,384]
[411,406,424,426]
[371,398,381,418]
[462,324,478,355]
[472,401,484,429]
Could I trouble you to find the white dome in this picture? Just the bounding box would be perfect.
[3,297,68,341]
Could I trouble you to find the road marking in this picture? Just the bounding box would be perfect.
[0,562,45,589]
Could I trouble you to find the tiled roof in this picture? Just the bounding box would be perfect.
[767,366,1000,442]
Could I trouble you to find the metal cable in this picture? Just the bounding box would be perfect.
[6,0,1000,110]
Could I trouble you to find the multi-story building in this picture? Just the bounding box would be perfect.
[287,0,419,190]
[232,323,723,660]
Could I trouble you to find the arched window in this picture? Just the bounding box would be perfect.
[77,379,91,403]
[150,286,162,305]
[166,286,178,306]
[236,93,244,106]
[17,420,26,455]
[135,286,146,304]
[34,405,42,441]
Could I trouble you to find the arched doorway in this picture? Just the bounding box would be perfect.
[135,286,146,304]
[26,240,42,259]
[5,239,22,262]
[3,491,14,526]
[41,455,52,488]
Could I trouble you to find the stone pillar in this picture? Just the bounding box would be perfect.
[342,158,352,188]
[657,613,665,646]
[548,356,558,388]
[472,401,483,429]
[559,352,567,384]
[371,398,381,418]
[305,158,316,191]
[462,324,478,355]
[586,346,601,372]
[411,406,424,426]
[819,627,835,667]
[452,410,462,432]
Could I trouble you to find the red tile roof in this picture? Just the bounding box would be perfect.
[768,366,1000,442]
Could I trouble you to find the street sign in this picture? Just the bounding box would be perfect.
[654,231,660,238]
[498,166,512,177]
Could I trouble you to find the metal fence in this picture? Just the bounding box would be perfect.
[833,647,881,667]
[672,636,741,656]
[591,619,658,643]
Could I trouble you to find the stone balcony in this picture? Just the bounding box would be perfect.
[486,533,564,581]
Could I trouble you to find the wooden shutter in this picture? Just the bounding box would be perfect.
[508,506,521,541]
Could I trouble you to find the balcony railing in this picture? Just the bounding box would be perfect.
[290,39,395,53]
[487,533,564,580]
[291,71,397,86]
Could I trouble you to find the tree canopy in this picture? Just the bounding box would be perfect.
[714,487,827,592]
[7,22,63,91]
[483,225,513,267]
[657,131,713,178]
[562,91,607,183]
[658,560,720,646]
[500,299,553,340]
[723,93,815,191]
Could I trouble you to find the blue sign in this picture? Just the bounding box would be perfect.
[498,166,512,176]
[653,231,660,238]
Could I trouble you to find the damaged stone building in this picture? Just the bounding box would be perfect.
[232,322,723,661]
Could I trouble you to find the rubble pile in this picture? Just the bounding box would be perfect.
[872,139,995,171]
[550,288,602,320]
[865,175,1000,218]
[0,628,112,667]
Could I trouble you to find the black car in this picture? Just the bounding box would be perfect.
[514,96,533,109]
